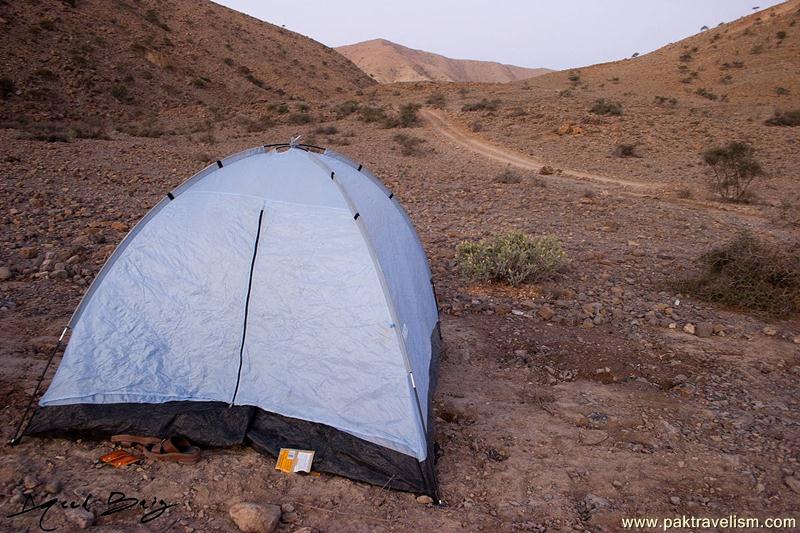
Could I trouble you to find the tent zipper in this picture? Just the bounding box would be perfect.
[230,208,265,406]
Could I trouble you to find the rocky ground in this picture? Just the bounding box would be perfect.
[1,101,799,532]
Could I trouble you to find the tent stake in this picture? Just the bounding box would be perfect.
[8,326,68,446]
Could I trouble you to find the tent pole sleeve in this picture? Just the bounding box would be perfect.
[8,326,69,445]
[308,153,430,446]
[230,208,265,406]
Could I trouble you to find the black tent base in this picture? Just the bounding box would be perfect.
[25,401,439,497]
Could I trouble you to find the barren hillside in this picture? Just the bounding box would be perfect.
[0,0,374,133]
[337,39,550,83]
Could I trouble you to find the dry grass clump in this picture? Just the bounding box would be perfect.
[681,231,800,317]
[456,232,568,286]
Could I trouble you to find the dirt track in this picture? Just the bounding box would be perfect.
[420,109,654,191]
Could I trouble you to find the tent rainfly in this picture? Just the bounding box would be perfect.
[24,143,441,497]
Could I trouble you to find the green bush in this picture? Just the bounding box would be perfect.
[681,231,800,317]
[589,99,623,116]
[455,232,568,286]
[702,141,763,202]
[765,109,800,126]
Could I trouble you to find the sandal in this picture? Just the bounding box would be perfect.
[143,436,202,464]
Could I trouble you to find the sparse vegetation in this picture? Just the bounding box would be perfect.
[145,9,170,32]
[495,170,521,184]
[614,143,640,158]
[776,30,787,41]
[695,87,718,100]
[765,109,800,126]
[702,141,763,202]
[288,112,313,125]
[654,95,677,106]
[720,60,744,69]
[462,99,501,112]
[589,99,623,116]
[358,106,387,123]
[334,100,360,118]
[236,114,275,132]
[425,92,446,109]
[314,125,338,135]
[775,87,790,96]
[681,231,800,317]
[393,133,426,156]
[455,232,568,286]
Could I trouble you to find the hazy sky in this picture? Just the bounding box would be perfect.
[213,1,783,70]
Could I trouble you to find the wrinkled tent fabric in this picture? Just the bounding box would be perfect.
[26,146,441,496]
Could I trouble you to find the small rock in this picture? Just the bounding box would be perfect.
[416,495,433,505]
[582,493,611,514]
[538,305,555,321]
[281,511,299,524]
[784,476,800,494]
[763,325,778,336]
[683,323,696,335]
[65,507,95,529]
[494,303,512,315]
[669,496,681,505]
[695,322,713,338]
[23,475,39,490]
[19,246,38,259]
[44,480,62,494]
[0,266,11,280]
[229,502,282,533]
[792,335,800,345]
[280,504,295,514]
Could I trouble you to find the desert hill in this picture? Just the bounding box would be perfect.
[523,0,800,100]
[336,38,550,83]
[0,0,374,132]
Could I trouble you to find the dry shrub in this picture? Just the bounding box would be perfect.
[765,109,800,126]
[614,143,640,158]
[456,232,568,286]
[393,133,425,156]
[589,99,623,116]
[702,141,763,202]
[681,231,800,317]
[426,92,446,108]
[358,106,386,123]
[462,99,500,112]
[495,170,521,184]
[334,100,360,118]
